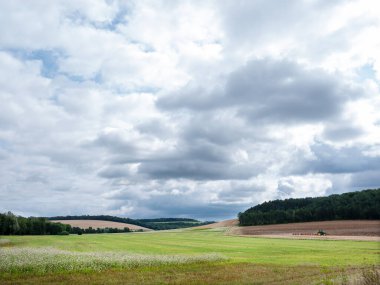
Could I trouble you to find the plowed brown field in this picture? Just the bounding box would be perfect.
[231,220,380,236]
[52,220,152,231]
[198,219,380,241]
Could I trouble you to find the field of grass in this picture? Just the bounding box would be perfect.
[1,228,379,284]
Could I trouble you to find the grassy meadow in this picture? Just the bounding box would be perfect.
[1,228,379,284]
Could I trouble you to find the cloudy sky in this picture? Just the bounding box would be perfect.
[0,0,379,220]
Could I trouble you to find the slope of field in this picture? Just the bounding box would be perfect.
[195,219,238,229]
[52,220,152,231]
[1,229,379,284]
[231,220,380,235]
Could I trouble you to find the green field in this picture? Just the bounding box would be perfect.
[1,228,379,284]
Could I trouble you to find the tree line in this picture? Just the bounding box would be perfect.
[0,212,130,235]
[0,212,72,235]
[238,189,380,226]
[70,226,131,235]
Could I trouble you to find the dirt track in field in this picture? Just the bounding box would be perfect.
[199,219,380,241]
[52,220,152,231]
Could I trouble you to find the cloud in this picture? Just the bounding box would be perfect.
[159,59,362,124]
[350,170,380,189]
[322,123,365,142]
[296,143,380,175]
[0,0,379,220]
[277,175,332,199]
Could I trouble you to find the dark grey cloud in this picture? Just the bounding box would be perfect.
[136,119,173,138]
[350,170,380,189]
[138,159,252,181]
[294,143,380,175]
[140,201,245,220]
[93,129,261,181]
[230,60,357,124]
[93,132,137,154]
[98,165,132,179]
[159,59,361,125]
[322,123,365,142]
[179,111,274,146]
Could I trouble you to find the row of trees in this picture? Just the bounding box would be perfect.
[0,212,131,235]
[71,226,131,235]
[0,212,71,235]
[239,189,380,226]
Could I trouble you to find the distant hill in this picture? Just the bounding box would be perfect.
[136,218,215,230]
[51,220,152,231]
[48,215,214,230]
[239,189,380,226]
[48,215,151,228]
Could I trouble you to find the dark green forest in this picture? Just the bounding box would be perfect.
[239,189,380,226]
[0,212,131,235]
[0,212,71,235]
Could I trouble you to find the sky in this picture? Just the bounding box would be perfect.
[0,0,380,220]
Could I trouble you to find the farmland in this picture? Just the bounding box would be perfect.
[223,220,380,241]
[51,220,152,231]
[1,227,379,284]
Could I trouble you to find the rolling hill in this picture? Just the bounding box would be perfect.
[51,220,152,231]
[48,215,149,228]
[48,215,213,230]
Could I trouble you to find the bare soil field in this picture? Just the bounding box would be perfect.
[199,219,380,241]
[52,220,152,231]
[230,220,380,236]
[234,233,380,241]
[229,220,380,241]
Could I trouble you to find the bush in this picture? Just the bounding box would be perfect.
[58,231,69,235]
